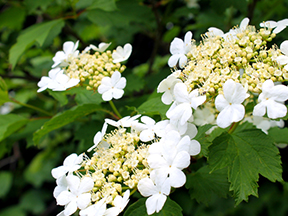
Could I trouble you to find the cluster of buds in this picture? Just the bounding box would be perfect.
[52,113,201,216]
[37,41,132,101]
[160,17,288,130]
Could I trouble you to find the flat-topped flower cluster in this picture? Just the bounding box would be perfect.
[37,42,132,101]
[52,114,201,216]
[160,17,288,129]
[50,17,288,216]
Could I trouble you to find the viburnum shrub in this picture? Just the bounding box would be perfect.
[46,18,288,216]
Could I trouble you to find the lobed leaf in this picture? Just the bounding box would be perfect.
[208,129,282,205]
[186,166,230,204]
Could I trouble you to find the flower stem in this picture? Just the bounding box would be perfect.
[228,122,239,134]
[10,97,53,116]
[109,100,122,119]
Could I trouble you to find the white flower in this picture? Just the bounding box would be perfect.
[37,68,80,92]
[246,116,284,134]
[166,82,206,126]
[52,41,79,68]
[104,190,130,216]
[37,68,62,92]
[112,43,132,63]
[137,177,170,215]
[148,150,190,188]
[157,73,181,105]
[148,132,191,188]
[138,116,169,142]
[193,107,215,126]
[98,71,126,101]
[52,71,80,91]
[51,153,83,179]
[90,42,111,52]
[88,122,108,152]
[276,40,288,70]
[260,19,288,34]
[215,79,249,128]
[105,115,141,128]
[56,176,94,216]
[208,17,249,40]
[53,175,68,198]
[168,31,193,68]
[253,79,288,119]
[79,199,107,216]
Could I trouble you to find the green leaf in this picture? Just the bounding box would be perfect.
[87,0,117,11]
[137,96,169,118]
[0,77,8,92]
[9,19,65,69]
[186,166,229,204]
[268,127,288,144]
[124,197,182,216]
[19,190,46,214]
[0,6,26,30]
[125,73,145,94]
[67,88,103,105]
[48,90,68,106]
[0,114,29,142]
[0,171,13,198]
[33,104,101,144]
[0,90,10,106]
[87,0,153,27]
[24,150,57,187]
[194,124,214,157]
[208,129,283,205]
[24,0,53,13]
[0,206,25,216]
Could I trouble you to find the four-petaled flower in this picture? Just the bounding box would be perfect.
[112,43,132,63]
[98,71,127,101]
[168,31,193,68]
[215,79,249,128]
[52,41,79,68]
[51,153,83,179]
[137,176,170,215]
[56,176,94,216]
[253,79,288,119]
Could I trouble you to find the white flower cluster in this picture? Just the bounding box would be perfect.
[161,17,288,130]
[52,113,201,216]
[37,41,132,101]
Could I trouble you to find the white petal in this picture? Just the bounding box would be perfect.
[253,102,266,117]
[78,177,94,194]
[169,38,184,55]
[168,54,182,67]
[102,90,113,101]
[112,89,124,99]
[266,100,287,119]
[52,166,68,179]
[114,77,126,89]
[64,199,78,216]
[280,40,288,56]
[173,151,190,170]
[215,94,229,112]
[138,178,157,197]
[189,140,201,156]
[77,193,91,209]
[168,168,186,188]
